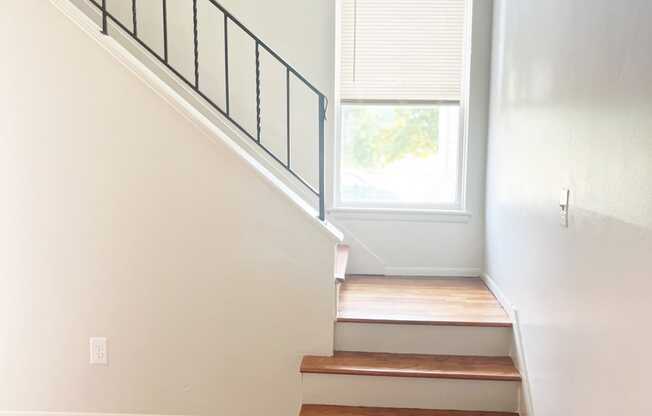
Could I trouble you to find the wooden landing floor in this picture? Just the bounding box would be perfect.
[301,351,521,381]
[337,276,511,327]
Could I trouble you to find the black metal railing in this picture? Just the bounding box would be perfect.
[89,0,328,220]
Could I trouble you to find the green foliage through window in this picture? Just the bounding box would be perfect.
[342,105,440,169]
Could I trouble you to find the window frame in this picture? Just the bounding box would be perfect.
[332,0,473,215]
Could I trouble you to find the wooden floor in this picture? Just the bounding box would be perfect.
[337,276,511,327]
[301,351,520,382]
[300,405,517,416]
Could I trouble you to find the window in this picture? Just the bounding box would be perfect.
[336,0,468,210]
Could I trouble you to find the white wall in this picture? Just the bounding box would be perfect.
[486,1,652,415]
[70,0,335,209]
[331,0,494,276]
[74,0,493,276]
[0,2,336,415]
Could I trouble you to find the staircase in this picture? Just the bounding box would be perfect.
[299,268,522,415]
[59,1,525,414]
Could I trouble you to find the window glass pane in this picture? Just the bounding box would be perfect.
[340,104,460,206]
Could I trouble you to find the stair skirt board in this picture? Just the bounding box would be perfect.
[299,405,519,416]
[335,322,512,356]
[301,374,519,412]
[335,244,350,282]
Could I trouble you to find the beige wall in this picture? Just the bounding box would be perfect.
[76,0,493,276]
[0,1,336,415]
[486,1,652,415]
[87,0,334,200]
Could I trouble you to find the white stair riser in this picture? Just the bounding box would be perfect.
[335,322,512,356]
[302,373,519,412]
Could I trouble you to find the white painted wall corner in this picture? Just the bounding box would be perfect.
[481,273,534,416]
[385,267,482,277]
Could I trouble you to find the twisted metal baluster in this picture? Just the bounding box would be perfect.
[192,0,199,89]
[101,0,107,34]
[224,14,230,115]
[162,0,168,62]
[255,41,261,143]
[286,67,290,168]
[132,0,137,37]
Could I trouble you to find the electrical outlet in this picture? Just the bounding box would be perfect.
[89,337,108,365]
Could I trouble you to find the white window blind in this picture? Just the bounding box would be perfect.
[340,0,466,102]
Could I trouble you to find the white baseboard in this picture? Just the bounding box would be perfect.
[384,266,482,277]
[0,413,188,416]
[481,273,535,416]
[480,272,514,316]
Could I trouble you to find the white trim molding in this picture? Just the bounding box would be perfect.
[0,413,189,416]
[335,221,386,275]
[481,272,513,317]
[481,273,535,416]
[329,208,472,223]
[385,266,481,277]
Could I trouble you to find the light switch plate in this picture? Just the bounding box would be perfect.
[560,209,568,227]
[559,188,570,227]
[559,188,570,207]
[89,337,108,365]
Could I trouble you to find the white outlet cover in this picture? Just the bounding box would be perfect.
[89,337,108,365]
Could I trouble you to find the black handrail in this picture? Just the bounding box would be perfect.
[89,0,328,220]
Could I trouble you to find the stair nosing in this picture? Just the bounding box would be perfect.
[300,352,522,382]
[336,317,513,328]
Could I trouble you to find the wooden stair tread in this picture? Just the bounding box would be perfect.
[300,405,518,416]
[335,244,350,282]
[337,276,511,327]
[300,352,521,381]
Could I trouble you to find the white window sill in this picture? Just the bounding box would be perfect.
[327,207,472,223]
